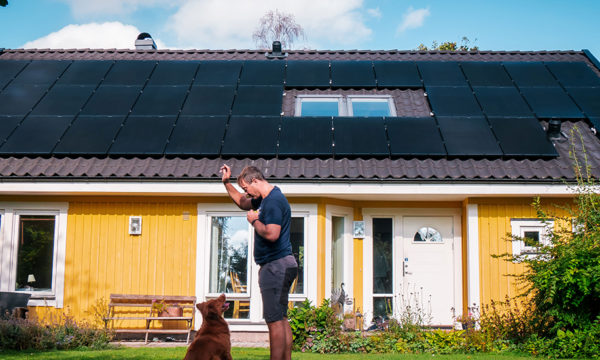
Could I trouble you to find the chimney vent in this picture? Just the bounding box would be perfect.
[135,32,157,50]
[265,40,287,59]
[547,119,564,141]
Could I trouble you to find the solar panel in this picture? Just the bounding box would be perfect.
[231,85,283,115]
[56,61,112,85]
[565,87,600,117]
[0,84,48,115]
[0,116,22,143]
[0,115,72,154]
[331,61,376,88]
[417,62,467,86]
[333,117,388,156]
[103,61,156,85]
[489,117,558,157]
[80,85,141,116]
[221,116,280,156]
[386,117,446,156]
[181,86,235,115]
[240,61,285,86]
[373,61,421,88]
[503,62,559,87]
[436,116,502,156]
[545,62,600,87]
[461,62,513,86]
[194,61,242,86]
[426,86,481,116]
[131,86,188,116]
[278,116,332,156]
[31,85,94,116]
[165,116,227,155]
[285,61,330,88]
[109,116,176,155]
[519,87,583,118]
[148,61,200,85]
[54,115,125,155]
[0,61,28,89]
[473,86,532,117]
[11,61,70,85]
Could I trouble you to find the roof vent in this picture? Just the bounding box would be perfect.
[135,32,157,50]
[265,41,287,59]
[547,119,565,141]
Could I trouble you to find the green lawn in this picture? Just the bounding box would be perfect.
[0,347,570,360]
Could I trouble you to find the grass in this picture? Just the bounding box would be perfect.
[0,347,567,360]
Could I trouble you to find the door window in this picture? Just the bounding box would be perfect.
[372,218,393,318]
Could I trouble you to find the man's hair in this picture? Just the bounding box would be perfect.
[237,166,265,185]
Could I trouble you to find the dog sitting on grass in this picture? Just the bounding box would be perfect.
[183,294,232,360]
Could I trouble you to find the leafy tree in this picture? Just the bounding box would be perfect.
[417,36,479,51]
[0,0,7,7]
[252,9,305,50]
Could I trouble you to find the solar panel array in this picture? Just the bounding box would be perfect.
[0,59,597,158]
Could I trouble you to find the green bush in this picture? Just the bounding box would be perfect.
[0,314,113,351]
[523,321,600,358]
[288,299,341,351]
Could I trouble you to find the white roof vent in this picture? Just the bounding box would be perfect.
[135,32,157,50]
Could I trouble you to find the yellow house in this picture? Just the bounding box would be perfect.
[0,44,599,334]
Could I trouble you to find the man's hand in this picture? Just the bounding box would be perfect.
[220,164,231,184]
[247,209,259,224]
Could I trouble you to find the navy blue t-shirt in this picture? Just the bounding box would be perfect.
[250,186,292,265]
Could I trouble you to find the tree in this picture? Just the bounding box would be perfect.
[252,9,305,50]
[417,36,479,51]
[0,0,8,7]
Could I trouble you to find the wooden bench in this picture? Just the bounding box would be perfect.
[103,294,196,344]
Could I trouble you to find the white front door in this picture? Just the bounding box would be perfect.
[364,209,461,328]
[402,216,455,326]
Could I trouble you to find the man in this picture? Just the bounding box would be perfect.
[220,164,298,360]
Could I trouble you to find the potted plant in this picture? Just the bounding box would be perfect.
[342,312,356,331]
[152,299,183,317]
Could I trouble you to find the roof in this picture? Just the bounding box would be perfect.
[0,48,599,183]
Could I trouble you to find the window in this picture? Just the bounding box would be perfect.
[296,95,396,117]
[510,219,554,256]
[413,227,443,243]
[372,218,393,318]
[0,203,68,307]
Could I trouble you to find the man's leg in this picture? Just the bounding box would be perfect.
[267,319,290,360]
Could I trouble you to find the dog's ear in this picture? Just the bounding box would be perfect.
[197,302,205,314]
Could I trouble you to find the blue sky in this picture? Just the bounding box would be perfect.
[1,0,599,58]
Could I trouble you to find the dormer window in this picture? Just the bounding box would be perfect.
[295,95,396,117]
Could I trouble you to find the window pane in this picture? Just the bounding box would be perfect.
[301,100,339,116]
[373,218,393,294]
[523,231,540,247]
[290,217,304,294]
[209,216,249,294]
[16,215,55,292]
[331,216,344,290]
[351,100,390,116]
[373,297,393,318]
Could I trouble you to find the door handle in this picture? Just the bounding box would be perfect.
[403,259,412,276]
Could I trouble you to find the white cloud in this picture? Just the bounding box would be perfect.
[166,0,372,49]
[21,22,167,49]
[367,7,382,19]
[230,229,249,249]
[58,0,175,18]
[396,7,430,34]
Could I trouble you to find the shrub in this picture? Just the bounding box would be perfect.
[0,313,113,351]
[288,299,341,351]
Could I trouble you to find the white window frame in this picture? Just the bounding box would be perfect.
[196,202,317,331]
[0,202,68,308]
[295,95,396,117]
[510,219,554,256]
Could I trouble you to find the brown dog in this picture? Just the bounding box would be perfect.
[183,294,232,360]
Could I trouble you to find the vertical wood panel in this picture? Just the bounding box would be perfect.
[63,200,197,322]
[478,199,572,307]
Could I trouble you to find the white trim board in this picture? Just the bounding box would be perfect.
[0,181,574,200]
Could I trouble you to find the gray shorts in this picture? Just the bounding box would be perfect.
[258,255,298,323]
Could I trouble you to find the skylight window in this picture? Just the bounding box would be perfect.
[295,95,396,117]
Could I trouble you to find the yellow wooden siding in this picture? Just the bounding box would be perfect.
[61,200,197,324]
[476,198,572,306]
